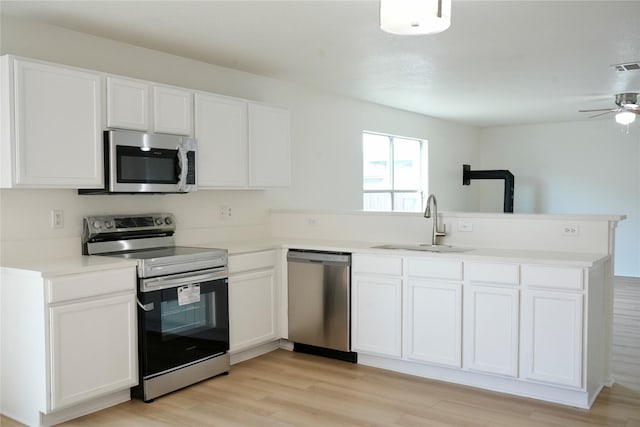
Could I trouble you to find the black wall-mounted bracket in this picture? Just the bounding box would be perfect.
[462,164,515,213]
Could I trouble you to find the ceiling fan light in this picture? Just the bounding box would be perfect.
[380,0,452,35]
[615,111,636,125]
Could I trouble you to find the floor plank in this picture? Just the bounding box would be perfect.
[2,349,639,426]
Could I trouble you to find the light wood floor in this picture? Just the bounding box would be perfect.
[3,349,640,426]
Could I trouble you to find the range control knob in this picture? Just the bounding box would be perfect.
[164,216,173,225]
[104,220,115,229]
[154,217,164,226]
[92,220,102,230]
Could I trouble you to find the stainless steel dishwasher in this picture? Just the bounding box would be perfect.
[287,250,356,362]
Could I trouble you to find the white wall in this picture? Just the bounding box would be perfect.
[0,15,479,262]
[477,120,640,277]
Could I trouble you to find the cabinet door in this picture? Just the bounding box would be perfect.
[464,285,519,377]
[248,103,290,187]
[194,93,248,187]
[106,76,150,131]
[49,292,137,410]
[229,269,277,352]
[521,289,583,388]
[352,275,402,358]
[153,85,192,135]
[405,280,462,367]
[12,58,102,187]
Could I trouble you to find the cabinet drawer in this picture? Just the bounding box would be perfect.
[353,254,402,276]
[465,262,519,285]
[521,265,583,290]
[47,268,135,303]
[229,250,276,274]
[407,258,462,281]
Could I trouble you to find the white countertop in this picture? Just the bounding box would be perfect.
[196,238,609,268]
[1,255,137,277]
[2,237,609,276]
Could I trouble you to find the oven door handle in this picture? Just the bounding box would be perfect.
[137,298,155,312]
[142,270,226,292]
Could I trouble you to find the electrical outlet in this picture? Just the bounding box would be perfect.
[458,221,473,232]
[219,205,231,220]
[562,225,580,237]
[307,217,318,226]
[51,209,64,229]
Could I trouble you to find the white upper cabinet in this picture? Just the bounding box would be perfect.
[248,102,291,188]
[194,92,248,188]
[106,76,192,136]
[153,85,192,135]
[195,98,291,189]
[106,77,149,131]
[1,56,103,188]
[1,55,290,189]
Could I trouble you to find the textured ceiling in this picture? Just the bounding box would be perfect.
[2,0,640,127]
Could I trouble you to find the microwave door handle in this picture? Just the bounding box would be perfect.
[176,145,188,192]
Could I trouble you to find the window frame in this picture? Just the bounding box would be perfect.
[362,131,428,212]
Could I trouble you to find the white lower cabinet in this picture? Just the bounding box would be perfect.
[350,254,601,408]
[0,265,137,426]
[228,250,278,353]
[405,280,462,367]
[351,274,402,358]
[404,257,463,367]
[463,261,520,377]
[520,289,584,388]
[464,285,519,377]
[49,293,137,409]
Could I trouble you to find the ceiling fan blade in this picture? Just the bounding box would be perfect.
[578,108,616,113]
[588,110,617,118]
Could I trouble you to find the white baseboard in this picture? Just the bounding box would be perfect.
[230,340,281,365]
[40,389,130,427]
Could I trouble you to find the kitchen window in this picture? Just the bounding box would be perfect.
[363,131,428,212]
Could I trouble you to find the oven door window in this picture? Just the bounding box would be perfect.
[117,145,178,184]
[139,279,229,377]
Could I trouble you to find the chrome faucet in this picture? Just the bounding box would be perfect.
[424,193,446,246]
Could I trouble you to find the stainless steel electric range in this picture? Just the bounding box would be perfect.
[82,213,229,402]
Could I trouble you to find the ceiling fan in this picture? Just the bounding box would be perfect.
[579,93,640,124]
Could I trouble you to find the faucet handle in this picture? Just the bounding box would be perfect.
[435,223,447,237]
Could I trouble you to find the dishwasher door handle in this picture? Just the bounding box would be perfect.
[287,250,351,265]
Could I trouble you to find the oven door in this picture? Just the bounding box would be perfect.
[138,269,228,378]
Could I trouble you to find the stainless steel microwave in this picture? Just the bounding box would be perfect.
[79,130,197,194]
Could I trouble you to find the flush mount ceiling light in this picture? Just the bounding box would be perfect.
[380,0,452,35]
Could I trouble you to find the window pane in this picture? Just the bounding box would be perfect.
[363,133,391,190]
[364,192,392,211]
[394,192,423,212]
[393,138,421,190]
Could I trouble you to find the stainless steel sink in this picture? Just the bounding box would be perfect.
[372,244,473,253]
